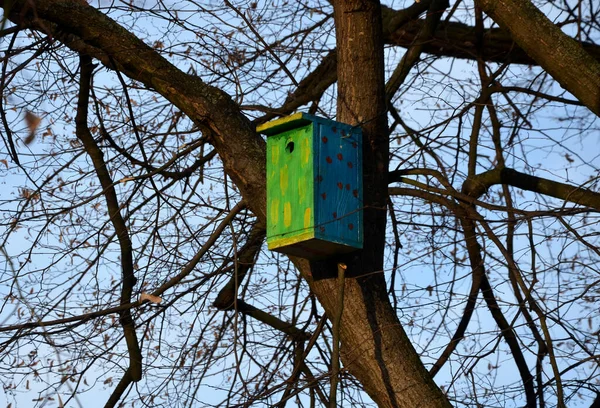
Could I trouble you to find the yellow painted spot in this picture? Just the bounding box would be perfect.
[303,207,311,229]
[302,137,310,165]
[298,177,305,201]
[280,164,288,194]
[271,144,280,165]
[283,202,292,227]
[270,198,280,225]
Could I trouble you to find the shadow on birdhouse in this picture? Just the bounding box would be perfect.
[258,112,363,260]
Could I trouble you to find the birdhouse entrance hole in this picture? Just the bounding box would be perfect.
[286,140,295,153]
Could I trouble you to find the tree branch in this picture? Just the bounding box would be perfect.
[386,17,600,66]
[476,0,600,116]
[388,186,537,405]
[213,222,266,310]
[385,0,449,100]
[462,167,600,211]
[233,299,310,342]
[254,1,432,123]
[2,0,268,220]
[75,54,142,383]
[255,1,600,122]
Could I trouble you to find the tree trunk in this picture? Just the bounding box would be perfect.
[287,2,451,407]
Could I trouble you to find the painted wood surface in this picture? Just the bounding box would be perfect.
[266,123,315,247]
[314,122,362,248]
[261,113,363,259]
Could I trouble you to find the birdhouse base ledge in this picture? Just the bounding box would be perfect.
[268,238,361,260]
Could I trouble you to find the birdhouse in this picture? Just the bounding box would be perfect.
[258,112,363,260]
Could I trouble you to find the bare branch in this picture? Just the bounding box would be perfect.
[75,54,142,383]
[463,167,600,210]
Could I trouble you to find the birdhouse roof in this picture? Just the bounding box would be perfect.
[257,112,359,137]
[256,112,315,136]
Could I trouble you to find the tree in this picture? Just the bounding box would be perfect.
[0,0,599,407]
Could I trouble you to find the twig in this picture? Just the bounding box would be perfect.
[330,263,346,408]
[224,0,298,87]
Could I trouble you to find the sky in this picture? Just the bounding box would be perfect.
[0,0,599,407]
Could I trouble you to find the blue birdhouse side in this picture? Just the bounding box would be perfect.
[258,112,363,260]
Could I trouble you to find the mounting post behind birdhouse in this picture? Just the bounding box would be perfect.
[258,112,363,260]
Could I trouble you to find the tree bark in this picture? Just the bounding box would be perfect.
[476,0,600,116]
[305,1,451,407]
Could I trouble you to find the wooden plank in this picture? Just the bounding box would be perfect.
[314,122,363,249]
[266,123,315,249]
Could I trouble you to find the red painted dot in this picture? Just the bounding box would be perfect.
[352,142,357,148]
[341,130,347,137]
[337,153,343,161]
[316,175,323,182]
[353,189,359,198]
[348,223,354,230]
[326,156,332,164]
[322,136,328,143]
[332,127,337,133]
[337,182,343,190]
[321,192,327,200]
[333,212,337,219]
[347,162,353,169]
[345,184,351,190]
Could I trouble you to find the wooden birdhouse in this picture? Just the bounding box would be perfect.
[258,112,363,260]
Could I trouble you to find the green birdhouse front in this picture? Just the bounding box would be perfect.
[258,113,363,260]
